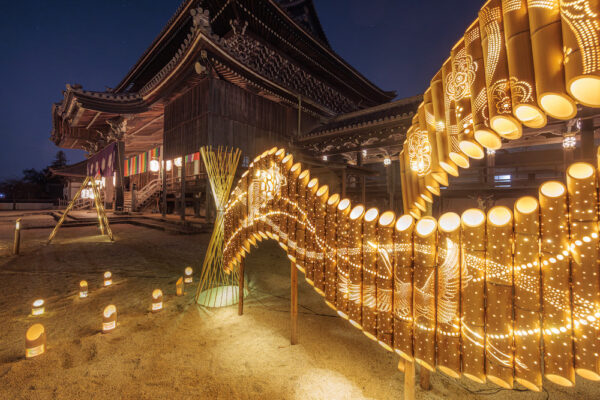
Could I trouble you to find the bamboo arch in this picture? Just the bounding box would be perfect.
[223,147,600,392]
[402,0,600,219]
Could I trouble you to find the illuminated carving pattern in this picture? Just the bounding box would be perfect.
[561,0,600,74]
[407,129,432,176]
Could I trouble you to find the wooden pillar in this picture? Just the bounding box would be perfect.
[580,118,594,162]
[404,360,415,400]
[13,218,21,255]
[115,141,125,211]
[180,157,186,221]
[291,261,298,345]
[161,162,167,218]
[419,367,431,390]
[341,169,347,198]
[361,176,366,204]
[486,151,495,188]
[238,258,245,316]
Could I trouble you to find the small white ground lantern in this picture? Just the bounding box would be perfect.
[31,299,44,316]
[102,305,117,333]
[25,324,46,358]
[184,267,193,284]
[104,271,112,287]
[80,281,88,298]
[176,277,184,296]
[152,289,163,312]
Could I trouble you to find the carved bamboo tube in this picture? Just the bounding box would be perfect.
[513,196,542,391]
[413,217,437,372]
[460,208,487,383]
[361,207,379,339]
[286,162,302,261]
[324,193,340,308]
[393,215,415,361]
[278,154,294,247]
[442,58,470,169]
[539,181,575,386]
[313,184,329,296]
[335,198,352,318]
[436,212,462,379]
[376,211,396,351]
[566,163,600,381]
[347,205,366,328]
[431,70,459,177]
[304,178,319,282]
[293,170,310,268]
[424,89,448,186]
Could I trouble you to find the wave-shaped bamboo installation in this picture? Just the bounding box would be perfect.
[403,0,600,219]
[223,147,600,391]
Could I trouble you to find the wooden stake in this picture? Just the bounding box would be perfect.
[13,218,21,255]
[291,261,298,345]
[238,258,245,316]
[404,360,415,400]
[419,366,431,391]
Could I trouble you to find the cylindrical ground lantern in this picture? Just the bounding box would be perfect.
[79,281,88,298]
[312,184,329,295]
[184,267,193,284]
[361,207,379,339]
[393,215,415,361]
[293,169,311,271]
[104,271,112,287]
[152,289,163,312]
[324,193,341,308]
[25,324,46,359]
[304,177,319,284]
[335,198,352,319]
[102,305,117,333]
[31,299,45,316]
[347,205,366,329]
[376,211,395,351]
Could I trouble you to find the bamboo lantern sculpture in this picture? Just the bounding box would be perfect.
[304,178,319,284]
[79,281,88,298]
[348,205,366,329]
[560,0,600,107]
[278,154,294,248]
[313,185,329,295]
[286,163,302,262]
[539,181,575,386]
[393,215,415,361]
[325,194,341,308]
[293,170,311,270]
[25,324,46,359]
[566,163,600,381]
[376,211,396,351]
[102,305,117,333]
[502,0,547,128]
[424,89,449,187]
[436,212,462,379]
[152,289,163,312]
[413,217,438,372]
[461,208,487,383]
[431,70,459,177]
[271,149,287,240]
[362,207,379,339]
[31,299,44,316]
[480,0,522,140]
[465,21,502,150]
[195,146,241,308]
[336,198,352,318]
[513,196,542,391]
[442,58,471,169]
[485,206,514,388]
[528,0,577,120]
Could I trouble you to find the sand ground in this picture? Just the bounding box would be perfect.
[0,211,598,399]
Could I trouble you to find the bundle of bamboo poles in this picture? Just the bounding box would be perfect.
[195,146,241,307]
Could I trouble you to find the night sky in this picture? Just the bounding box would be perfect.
[0,0,484,180]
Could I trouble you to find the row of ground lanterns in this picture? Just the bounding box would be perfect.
[25,266,195,359]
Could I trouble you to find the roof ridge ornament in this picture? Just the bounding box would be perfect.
[190,6,211,33]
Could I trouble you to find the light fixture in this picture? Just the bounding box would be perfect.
[174,157,182,168]
[322,155,328,161]
[79,281,88,298]
[563,135,576,149]
[184,267,193,284]
[31,299,44,316]
[486,148,496,156]
[149,159,160,172]
[152,289,163,312]
[166,160,173,172]
[104,271,112,287]
[362,149,367,157]
[384,157,391,166]
[102,305,117,333]
[25,324,46,358]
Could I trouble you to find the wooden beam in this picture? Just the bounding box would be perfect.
[291,261,298,345]
[85,111,102,129]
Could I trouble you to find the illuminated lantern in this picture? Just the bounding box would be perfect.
[436,212,461,379]
[431,70,459,177]
[399,150,410,213]
[152,289,163,312]
[293,170,311,272]
[176,277,184,297]
[513,196,542,391]
[423,89,449,186]
[393,215,414,361]
[460,208,486,383]
[166,160,173,172]
[79,280,88,298]
[104,271,112,287]
[277,154,294,248]
[560,0,600,107]
[102,305,117,333]
[312,184,329,295]
[413,217,437,372]
[31,299,44,316]
[539,181,575,386]
[479,0,522,140]
[335,198,352,319]
[174,157,182,168]
[528,0,577,119]
[25,324,46,359]
[442,59,470,169]
[502,0,547,129]
[324,193,340,309]
[347,204,365,328]
[566,163,600,381]
[361,207,379,340]
[149,159,160,172]
[485,206,514,388]
[184,267,193,284]
[286,163,302,263]
[376,211,395,351]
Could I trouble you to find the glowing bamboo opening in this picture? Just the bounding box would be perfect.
[324,193,340,307]
[335,199,351,319]
[361,207,379,340]
[461,208,486,383]
[152,289,163,312]
[79,280,88,298]
[25,324,46,359]
[102,305,117,333]
[31,299,44,316]
[436,212,461,379]
[413,217,437,372]
[394,215,415,361]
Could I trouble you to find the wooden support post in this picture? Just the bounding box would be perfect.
[361,175,366,204]
[291,261,298,345]
[403,360,415,400]
[181,157,186,221]
[162,162,167,218]
[13,218,21,255]
[238,258,245,316]
[419,366,431,391]
[341,169,347,198]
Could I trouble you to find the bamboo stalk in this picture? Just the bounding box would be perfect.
[394,215,415,361]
